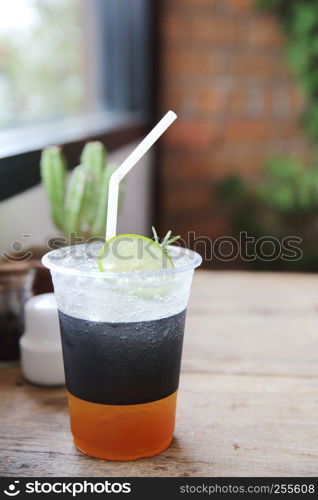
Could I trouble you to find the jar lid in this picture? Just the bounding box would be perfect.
[0,261,32,275]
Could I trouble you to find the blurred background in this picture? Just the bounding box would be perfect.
[0,0,317,272]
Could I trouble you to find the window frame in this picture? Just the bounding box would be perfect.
[0,113,148,202]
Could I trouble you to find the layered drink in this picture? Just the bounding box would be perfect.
[43,238,201,460]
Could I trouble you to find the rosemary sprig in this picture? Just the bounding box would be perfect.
[152,226,159,244]
[151,226,181,255]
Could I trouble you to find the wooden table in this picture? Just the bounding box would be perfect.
[1,271,318,477]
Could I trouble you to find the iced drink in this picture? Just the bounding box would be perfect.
[43,242,201,460]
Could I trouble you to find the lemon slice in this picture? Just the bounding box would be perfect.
[98,234,174,272]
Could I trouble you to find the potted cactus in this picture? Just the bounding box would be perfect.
[1,141,122,298]
[40,141,123,242]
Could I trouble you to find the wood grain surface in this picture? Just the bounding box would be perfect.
[1,271,318,477]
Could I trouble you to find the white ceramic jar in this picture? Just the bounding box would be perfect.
[20,293,65,386]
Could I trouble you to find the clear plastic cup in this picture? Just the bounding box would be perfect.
[42,242,201,461]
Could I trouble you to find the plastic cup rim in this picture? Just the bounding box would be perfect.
[41,243,202,279]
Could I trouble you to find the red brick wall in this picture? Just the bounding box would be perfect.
[157,0,311,248]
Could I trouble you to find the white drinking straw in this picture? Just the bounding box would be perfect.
[105,110,177,241]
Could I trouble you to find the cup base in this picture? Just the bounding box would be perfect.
[73,435,173,461]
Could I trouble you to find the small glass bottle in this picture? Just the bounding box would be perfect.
[0,262,34,361]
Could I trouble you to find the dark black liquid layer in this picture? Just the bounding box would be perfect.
[58,310,186,405]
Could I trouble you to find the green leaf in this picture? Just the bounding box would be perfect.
[291,4,317,37]
[151,227,181,252]
[215,175,247,203]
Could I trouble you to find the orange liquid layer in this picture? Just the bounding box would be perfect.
[67,390,177,461]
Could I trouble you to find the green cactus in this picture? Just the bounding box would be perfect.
[40,141,124,241]
[40,146,67,230]
[64,164,88,235]
[80,141,107,227]
[80,141,106,180]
